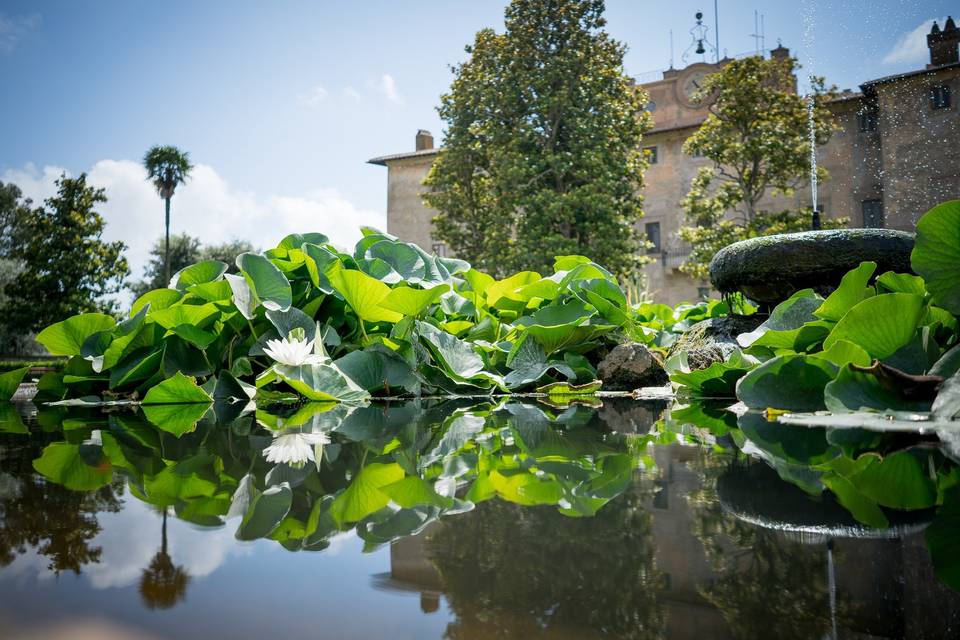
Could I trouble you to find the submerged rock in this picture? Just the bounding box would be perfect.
[668,315,765,370]
[709,228,915,306]
[597,343,668,391]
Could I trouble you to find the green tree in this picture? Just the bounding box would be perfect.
[0,182,32,352]
[423,0,651,277]
[128,233,202,299]
[129,235,256,299]
[2,174,129,337]
[678,55,844,279]
[143,145,193,285]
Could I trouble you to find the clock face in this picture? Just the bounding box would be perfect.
[681,70,711,105]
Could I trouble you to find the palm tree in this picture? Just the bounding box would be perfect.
[143,145,193,285]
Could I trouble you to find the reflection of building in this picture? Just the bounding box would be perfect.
[369,22,960,304]
[370,522,444,615]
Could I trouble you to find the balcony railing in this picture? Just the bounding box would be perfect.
[657,247,692,270]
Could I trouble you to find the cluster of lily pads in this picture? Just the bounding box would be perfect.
[667,200,960,428]
[18,400,647,550]
[11,229,664,414]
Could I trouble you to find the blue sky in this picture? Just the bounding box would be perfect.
[0,0,951,278]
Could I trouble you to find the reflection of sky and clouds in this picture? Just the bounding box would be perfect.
[2,398,960,638]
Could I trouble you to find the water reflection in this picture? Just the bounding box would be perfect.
[0,398,959,638]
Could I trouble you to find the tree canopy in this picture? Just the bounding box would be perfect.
[678,55,844,279]
[2,174,129,336]
[129,234,256,299]
[423,0,651,277]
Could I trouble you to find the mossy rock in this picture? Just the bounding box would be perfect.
[709,229,915,306]
[667,315,765,370]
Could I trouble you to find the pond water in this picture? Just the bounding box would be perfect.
[1,398,959,640]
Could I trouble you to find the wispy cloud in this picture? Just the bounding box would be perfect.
[297,84,329,108]
[0,12,41,54]
[372,74,403,105]
[882,17,941,66]
[342,86,362,102]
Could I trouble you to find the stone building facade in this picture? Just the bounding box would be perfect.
[369,21,960,304]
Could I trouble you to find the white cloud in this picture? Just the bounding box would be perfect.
[372,74,403,105]
[0,12,40,53]
[882,18,942,66]
[342,86,362,102]
[298,84,329,108]
[2,161,385,287]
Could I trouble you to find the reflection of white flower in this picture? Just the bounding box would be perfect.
[263,336,323,366]
[263,432,331,467]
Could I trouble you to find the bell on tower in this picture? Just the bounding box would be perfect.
[928,16,960,68]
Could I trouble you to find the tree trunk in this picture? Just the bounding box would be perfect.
[164,197,171,285]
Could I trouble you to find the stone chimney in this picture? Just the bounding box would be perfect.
[928,17,960,68]
[415,129,434,151]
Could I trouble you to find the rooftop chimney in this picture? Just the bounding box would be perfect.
[928,17,960,68]
[415,129,434,151]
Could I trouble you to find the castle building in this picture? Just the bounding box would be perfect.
[369,21,960,304]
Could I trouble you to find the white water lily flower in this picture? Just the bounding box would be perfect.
[263,336,324,366]
[263,431,331,467]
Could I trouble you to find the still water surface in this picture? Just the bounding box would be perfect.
[0,398,958,639]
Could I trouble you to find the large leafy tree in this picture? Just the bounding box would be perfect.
[143,145,193,285]
[423,0,651,277]
[3,174,129,335]
[129,234,255,299]
[678,55,843,279]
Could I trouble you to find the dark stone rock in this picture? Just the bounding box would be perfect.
[709,229,915,306]
[597,343,668,391]
[667,314,766,370]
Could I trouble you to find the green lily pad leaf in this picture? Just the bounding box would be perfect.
[327,264,402,323]
[274,363,371,403]
[0,404,28,433]
[333,347,418,394]
[236,482,293,541]
[36,313,116,356]
[33,442,112,491]
[670,350,759,397]
[187,279,233,302]
[416,321,502,389]
[380,284,449,317]
[169,259,228,291]
[931,344,960,379]
[737,289,824,348]
[141,402,211,436]
[820,474,889,529]
[814,261,876,321]
[536,380,603,396]
[850,450,937,510]
[811,339,872,369]
[381,476,454,508]
[364,239,426,281]
[876,271,926,296]
[823,293,925,360]
[504,334,576,389]
[932,373,960,420]
[131,288,183,316]
[275,232,329,254]
[237,252,292,312]
[214,370,257,402]
[825,363,935,413]
[736,354,838,412]
[266,306,318,343]
[0,366,30,401]
[143,371,214,404]
[328,462,405,525]
[911,199,960,314]
[169,324,217,349]
[109,349,163,389]
[225,272,257,320]
[150,302,220,331]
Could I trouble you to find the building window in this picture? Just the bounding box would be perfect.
[431,241,447,257]
[862,199,884,228]
[645,222,661,253]
[857,107,878,132]
[643,146,658,164]
[930,84,952,110]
